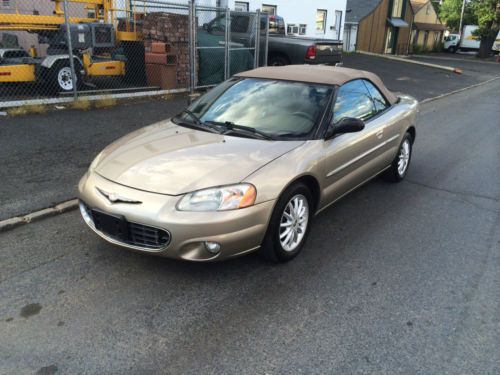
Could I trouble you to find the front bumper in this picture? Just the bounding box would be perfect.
[78,171,275,261]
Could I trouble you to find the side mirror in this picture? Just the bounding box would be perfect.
[325,117,365,139]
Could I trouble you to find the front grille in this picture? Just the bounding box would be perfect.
[81,202,171,250]
[129,222,171,249]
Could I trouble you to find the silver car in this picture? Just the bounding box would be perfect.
[78,65,418,262]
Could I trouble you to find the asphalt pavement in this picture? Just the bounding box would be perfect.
[0,77,498,374]
[0,96,188,220]
[343,53,500,99]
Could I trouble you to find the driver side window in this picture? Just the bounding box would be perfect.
[333,79,375,124]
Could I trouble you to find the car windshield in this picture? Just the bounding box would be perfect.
[177,78,332,139]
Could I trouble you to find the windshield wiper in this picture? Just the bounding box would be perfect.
[206,121,274,140]
[176,109,221,134]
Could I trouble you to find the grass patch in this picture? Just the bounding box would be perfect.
[162,93,175,101]
[70,98,91,111]
[94,96,117,109]
[7,107,28,116]
[7,104,47,117]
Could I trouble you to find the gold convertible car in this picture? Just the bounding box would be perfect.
[79,65,418,262]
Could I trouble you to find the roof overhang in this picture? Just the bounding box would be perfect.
[413,22,447,31]
[387,18,409,28]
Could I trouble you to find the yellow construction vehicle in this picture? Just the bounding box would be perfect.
[0,0,143,92]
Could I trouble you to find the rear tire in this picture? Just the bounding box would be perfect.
[47,61,81,93]
[268,55,290,66]
[384,132,413,182]
[260,182,313,262]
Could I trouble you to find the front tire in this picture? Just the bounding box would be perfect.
[384,132,413,182]
[260,182,313,262]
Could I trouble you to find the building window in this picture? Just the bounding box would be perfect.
[391,0,404,18]
[234,1,249,12]
[316,9,327,33]
[262,4,277,15]
[286,24,306,35]
[426,4,431,15]
[1,0,10,8]
[287,24,299,35]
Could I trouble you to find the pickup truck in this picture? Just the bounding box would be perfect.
[201,13,343,66]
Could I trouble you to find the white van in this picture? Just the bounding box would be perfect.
[444,25,500,53]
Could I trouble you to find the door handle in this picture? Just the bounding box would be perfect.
[376,130,384,139]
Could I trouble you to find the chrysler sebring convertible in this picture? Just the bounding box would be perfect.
[78,65,418,262]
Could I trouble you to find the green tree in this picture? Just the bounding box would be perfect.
[439,0,477,32]
[472,0,500,57]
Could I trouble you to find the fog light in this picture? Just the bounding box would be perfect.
[204,241,221,254]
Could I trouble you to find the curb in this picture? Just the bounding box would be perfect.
[409,54,500,65]
[0,199,78,233]
[357,51,463,74]
[421,75,500,104]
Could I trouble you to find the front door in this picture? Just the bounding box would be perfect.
[321,79,393,207]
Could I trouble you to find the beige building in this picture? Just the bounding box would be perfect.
[0,0,87,54]
[410,0,445,51]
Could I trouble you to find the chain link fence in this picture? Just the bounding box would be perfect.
[0,0,268,108]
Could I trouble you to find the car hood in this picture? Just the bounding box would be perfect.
[94,120,304,195]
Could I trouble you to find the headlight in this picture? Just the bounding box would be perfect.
[177,183,257,211]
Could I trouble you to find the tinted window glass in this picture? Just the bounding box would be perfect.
[333,80,375,123]
[231,16,249,33]
[209,15,226,31]
[4,50,28,58]
[363,80,389,113]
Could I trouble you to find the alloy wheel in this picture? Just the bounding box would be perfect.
[279,194,309,252]
[397,139,411,176]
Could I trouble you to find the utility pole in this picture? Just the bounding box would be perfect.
[459,0,466,34]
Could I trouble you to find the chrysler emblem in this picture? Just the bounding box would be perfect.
[96,187,142,204]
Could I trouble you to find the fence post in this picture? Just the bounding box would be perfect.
[62,0,78,100]
[254,9,260,68]
[188,0,196,94]
[263,13,269,67]
[224,7,230,80]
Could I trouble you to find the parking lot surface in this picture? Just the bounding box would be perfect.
[343,53,500,100]
[1,79,498,374]
[0,96,187,220]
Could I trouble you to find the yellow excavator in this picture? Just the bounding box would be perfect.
[0,0,143,92]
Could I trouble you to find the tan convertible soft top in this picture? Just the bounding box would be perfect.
[235,65,397,105]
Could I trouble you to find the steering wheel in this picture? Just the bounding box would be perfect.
[291,111,315,122]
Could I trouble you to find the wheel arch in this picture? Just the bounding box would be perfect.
[268,52,290,66]
[275,174,321,214]
[407,125,416,144]
[41,55,83,70]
